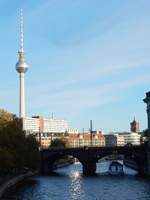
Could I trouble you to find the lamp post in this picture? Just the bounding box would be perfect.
[39,127,41,150]
[90,120,93,147]
[50,133,54,147]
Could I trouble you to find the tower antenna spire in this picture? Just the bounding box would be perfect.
[20,8,24,52]
[16,9,29,118]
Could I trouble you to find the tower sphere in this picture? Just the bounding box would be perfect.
[16,59,29,73]
[16,63,28,73]
[16,51,28,73]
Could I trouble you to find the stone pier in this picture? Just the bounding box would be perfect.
[82,161,96,176]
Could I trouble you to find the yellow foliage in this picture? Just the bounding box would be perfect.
[0,108,14,127]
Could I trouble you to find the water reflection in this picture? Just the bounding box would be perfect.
[69,171,84,200]
[96,161,138,175]
[3,162,150,200]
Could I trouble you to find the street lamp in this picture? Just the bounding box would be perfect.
[39,127,41,150]
[51,133,53,145]
[90,120,93,147]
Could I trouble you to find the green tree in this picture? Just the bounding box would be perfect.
[0,108,40,174]
[50,138,66,148]
[24,135,40,169]
[0,148,14,171]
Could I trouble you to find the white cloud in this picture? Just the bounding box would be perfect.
[27,73,150,115]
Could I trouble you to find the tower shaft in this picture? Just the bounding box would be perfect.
[19,73,25,118]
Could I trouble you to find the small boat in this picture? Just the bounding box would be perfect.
[109,161,124,175]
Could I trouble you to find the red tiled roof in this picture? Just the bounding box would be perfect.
[68,133,105,141]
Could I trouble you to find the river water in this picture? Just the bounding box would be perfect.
[3,162,150,200]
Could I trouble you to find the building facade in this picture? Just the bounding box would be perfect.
[104,134,117,147]
[35,133,67,149]
[121,132,141,145]
[115,134,125,146]
[68,131,105,147]
[22,116,69,134]
[106,132,141,146]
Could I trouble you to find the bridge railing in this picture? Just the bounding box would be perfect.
[40,144,142,151]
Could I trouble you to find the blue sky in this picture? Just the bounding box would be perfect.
[0,0,150,132]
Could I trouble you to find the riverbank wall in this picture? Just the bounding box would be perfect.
[0,170,38,199]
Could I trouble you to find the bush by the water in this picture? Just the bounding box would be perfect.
[0,109,40,175]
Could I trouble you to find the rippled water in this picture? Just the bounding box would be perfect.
[3,163,150,200]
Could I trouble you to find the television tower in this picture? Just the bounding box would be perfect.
[16,9,29,118]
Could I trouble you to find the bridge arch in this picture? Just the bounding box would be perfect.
[97,154,139,172]
[41,151,84,174]
[40,145,147,175]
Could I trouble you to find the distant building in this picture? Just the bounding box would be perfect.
[22,116,69,134]
[36,134,52,149]
[35,133,66,149]
[105,131,141,147]
[118,132,141,145]
[115,134,125,146]
[68,130,105,147]
[34,129,105,149]
[130,118,140,133]
[108,132,141,146]
[105,119,141,147]
[104,134,117,147]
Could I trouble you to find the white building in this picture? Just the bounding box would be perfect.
[115,134,125,146]
[43,118,68,133]
[113,132,141,146]
[106,132,141,146]
[22,116,69,134]
[121,132,141,145]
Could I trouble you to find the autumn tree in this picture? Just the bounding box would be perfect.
[0,108,40,174]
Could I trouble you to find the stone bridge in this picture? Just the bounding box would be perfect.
[40,144,147,175]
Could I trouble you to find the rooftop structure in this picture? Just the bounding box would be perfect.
[130,118,140,133]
